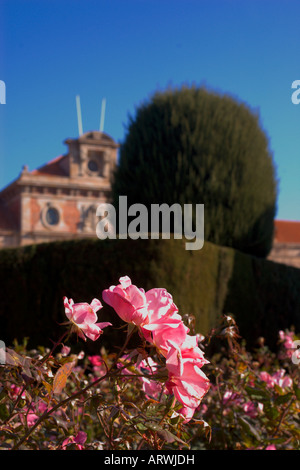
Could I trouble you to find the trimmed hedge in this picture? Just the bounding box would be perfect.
[0,238,299,352]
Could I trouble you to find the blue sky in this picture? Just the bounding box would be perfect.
[0,0,299,221]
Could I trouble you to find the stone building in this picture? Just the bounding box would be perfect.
[0,131,119,247]
[268,220,300,269]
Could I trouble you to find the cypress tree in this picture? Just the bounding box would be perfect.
[112,85,278,257]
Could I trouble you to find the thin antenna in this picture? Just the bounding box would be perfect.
[76,95,83,136]
[99,98,106,133]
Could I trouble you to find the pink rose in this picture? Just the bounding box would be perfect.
[176,405,196,423]
[222,390,241,406]
[102,276,149,326]
[62,431,87,450]
[88,355,103,367]
[103,278,190,356]
[272,369,293,389]
[165,336,209,377]
[141,288,190,355]
[10,384,25,400]
[141,310,190,356]
[20,400,49,427]
[144,287,176,324]
[279,330,294,348]
[259,371,275,388]
[63,297,111,341]
[61,345,71,356]
[260,369,292,389]
[165,340,210,415]
[139,358,164,400]
[279,330,295,359]
[243,401,258,418]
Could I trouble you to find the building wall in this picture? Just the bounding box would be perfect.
[19,189,107,245]
[267,220,300,269]
[0,131,118,248]
[268,243,300,269]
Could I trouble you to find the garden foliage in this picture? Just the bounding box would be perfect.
[0,276,299,450]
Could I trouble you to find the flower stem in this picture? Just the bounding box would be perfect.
[12,326,138,450]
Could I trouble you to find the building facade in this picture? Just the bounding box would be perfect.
[268,220,300,269]
[0,131,119,247]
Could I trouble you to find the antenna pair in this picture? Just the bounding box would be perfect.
[76,95,106,136]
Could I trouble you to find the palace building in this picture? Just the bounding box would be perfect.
[0,131,119,247]
[268,220,300,269]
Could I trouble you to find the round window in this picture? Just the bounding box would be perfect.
[45,207,60,226]
[88,159,99,172]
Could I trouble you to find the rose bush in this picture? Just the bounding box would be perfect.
[192,317,300,450]
[0,275,299,450]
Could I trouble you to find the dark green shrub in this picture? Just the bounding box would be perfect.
[0,238,299,352]
[113,85,278,257]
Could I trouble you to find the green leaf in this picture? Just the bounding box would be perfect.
[157,428,189,447]
[237,416,261,442]
[293,383,300,400]
[275,392,293,406]
[145,422,189,447]
[136,422,148,432]
[263,403,280,420]
[89,395,104,411]
[0,387,7,403]
[0,403,9,421]
[245,386,269,402]
[195,419,212,442]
